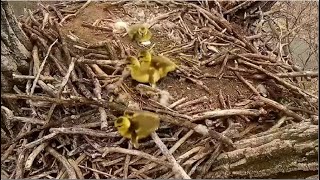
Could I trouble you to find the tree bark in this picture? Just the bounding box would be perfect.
[199,121,318,179]
[1,1,31,93]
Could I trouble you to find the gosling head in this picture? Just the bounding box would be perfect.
[138,27,148,36]
[114,116,131,130]
[126,56,140,67]
[138,50,152,62]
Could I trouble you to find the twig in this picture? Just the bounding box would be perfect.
[268,116,288,132]
[223,1,252,15]
[160,115,235,149]
[49,127,119,137]
[200,143,222,177]
[251,71,318,79]
[68,159,84,179]
[25,142,49,170]
[192,108,266,122]
[101,147,172,168]
[77,58,124,66]
[235,53,317,99]
[123,143,132,179]
[45,146,77,179]
[45,57,76,123]
[78,165,117,178]
[30,39,58,95]
[287,106,317,115]
[1,143,17,163]
[91,163,100,179]
[59,0,92,25]
[81,22,113,31]
[161,39,196,55]
[143,107,193,121]
[175,96,208,110]
[151,132,190,179]
[11,116,46,125]
[168,97,188,109]
[128,130,194,178]
[216,53,229,79]
[24,132,58,149]
[233,60,260,96]
[12,74,55,81]
[256,96,306,122]
[82,63,108,129]
[29,170,58,179]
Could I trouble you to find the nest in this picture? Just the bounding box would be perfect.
[1,1,318,179]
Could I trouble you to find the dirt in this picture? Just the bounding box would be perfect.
[60,2,253,111]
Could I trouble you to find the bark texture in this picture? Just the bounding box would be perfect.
[1,1,31,93]
[200,121,318,179]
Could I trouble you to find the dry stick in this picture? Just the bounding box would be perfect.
[218,89,227,109]
[143,107,193,121]
[257,96,306,122]
[223,1,252,15]
[25,142,49,170]
[287,106,317,115]
[28,170,58,179]
[32,45,40,75]
[101,147,171,168]
[251,71,319,79]
[216,53,229,79]
[233,60,260,96]
[192,3,258,53]
[123,143,132,179]
[267,116,288,132]
[175,96,208,110]
[1,142,17,163]
[45,146,77,179]
[54,21,74,69]
[41,8,49,30]
[83,63,108,129]
[77,58,124,66]
[81,22,113,31]
[11,116,46,125]
[68,159,84,179]
[13,123,31,179]
[188,157,206,176]
[151,132,191,179]
[128,130,194,178]
[49,5,63,20]
[161,39,196,55]
[12,74,55,81]
[59,0,92,25]
[24,132,58,149]
[29,39,58,95]
[91,163,100,179]
[168,97,188,109]
[200,143,223,177]
[192,108,266,122]
[49,127,119,137]
[78,165,116,178]
[45,57,76,123]
[59,153,87,179]
[235,54,318,99]
[29,110,96,139]
[147,9,179,27]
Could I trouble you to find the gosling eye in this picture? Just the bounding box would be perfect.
[116,118,123,124]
